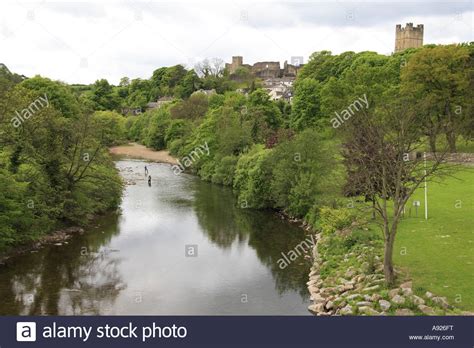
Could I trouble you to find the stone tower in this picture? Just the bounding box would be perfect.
[227,56,243,74]
[395,23,424,52]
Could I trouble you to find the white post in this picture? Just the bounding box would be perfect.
[424,152,428,220]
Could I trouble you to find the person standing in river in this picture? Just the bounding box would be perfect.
[148,175,152,186]
[145,165,148,176]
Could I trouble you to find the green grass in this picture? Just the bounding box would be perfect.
[421,136,474,153]
[393,167,474,311]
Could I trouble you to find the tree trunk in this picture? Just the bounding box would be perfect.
[445,103,457,153]
[446,131,457,153]
[383,227,396,286]
[428,133,437,153]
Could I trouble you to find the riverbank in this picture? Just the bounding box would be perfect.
[110,143,178,165]
[306,208,473,316]
[0,159,312,314]
[0,226,84,265]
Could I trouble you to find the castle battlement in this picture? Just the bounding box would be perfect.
[396,23,424,33]
[225,56,302,79]
[395,23,424,52]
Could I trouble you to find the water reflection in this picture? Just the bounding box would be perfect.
[0,214,125,315]
[0,160,310,315]
[193,181,312,298]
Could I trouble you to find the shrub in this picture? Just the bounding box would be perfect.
[233,145,272,208]
[165,119,189,145]
[145,108,171,150]
[92,111,127,146]
[211,155,238,185]
[168,138,184,156]
[317,207,354,235]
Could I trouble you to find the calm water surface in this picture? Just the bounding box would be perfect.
[0,160,311,315]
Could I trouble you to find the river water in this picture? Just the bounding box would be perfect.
[0,160,311,315]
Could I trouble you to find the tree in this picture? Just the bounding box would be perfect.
[88,79,119,111]
[92,111,127,146]
[125,78,152,109]
[401,45,471,152]
[175,70,200,98]
[150,65,189,98]
[0,81,122,238]
[20,76,81,117]
[194,58,225,78]
[290,78,321,130]
[0,63,24,99]
[342,88,450,285]
[319,51,454,285]
[169,93,208,120]
[246,89,282,143]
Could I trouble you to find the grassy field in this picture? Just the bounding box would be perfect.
[393,166,474,311]
[422,136,474,153]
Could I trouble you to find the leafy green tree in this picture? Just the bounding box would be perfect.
[267,129,339,217]
[0,63,24,99]
[175,70,200,98]
[145,107,171,150]
[20,76,82,117]
[290,78,322,130]
[169,93,208,120]
[92,111,127,146]
[246,89,282,142]
[0,169,36,248]
[88,79,120,111]
[0,80,122,249]
[401,44,471,152]
[216,107,253,156]
[125,78,152,109]
[233,145,272,208]
[165,119,190,144]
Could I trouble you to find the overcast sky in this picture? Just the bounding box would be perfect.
[1,0,472,84]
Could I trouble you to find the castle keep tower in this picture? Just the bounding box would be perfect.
[226,56,243,74]
[395,23,424,52]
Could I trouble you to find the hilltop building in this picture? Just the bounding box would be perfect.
[226,56,302,102]
[263,77,295,102]
[395,23,424,52]
[225,56,302,79]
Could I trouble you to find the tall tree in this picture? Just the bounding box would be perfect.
[88,79,119,111]
[401,45,471,152]
[342,86,450,285]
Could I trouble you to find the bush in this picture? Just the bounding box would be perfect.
[198,160,217,181]
[0,169,37,249]
[317,207,354,235]
[233,145,272,208]
[168,138,184,156]
[342,228,380,249]
[267,128,340,217]
[211,155,238,185]
[165,119,190,145]
[92,111,127,146]
[145,108,170,150]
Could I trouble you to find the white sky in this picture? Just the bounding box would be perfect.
[0,0,472,84]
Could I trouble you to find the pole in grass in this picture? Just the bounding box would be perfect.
[424,152,428,220]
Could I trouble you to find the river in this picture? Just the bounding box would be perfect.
[0,160,311,315]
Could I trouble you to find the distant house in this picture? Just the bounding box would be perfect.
[236,88,249,95]
[146,102,159,110]
[193,89,216,96]
[146,96,174,110]
[263,78,294,102]
[121,107,142,116]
